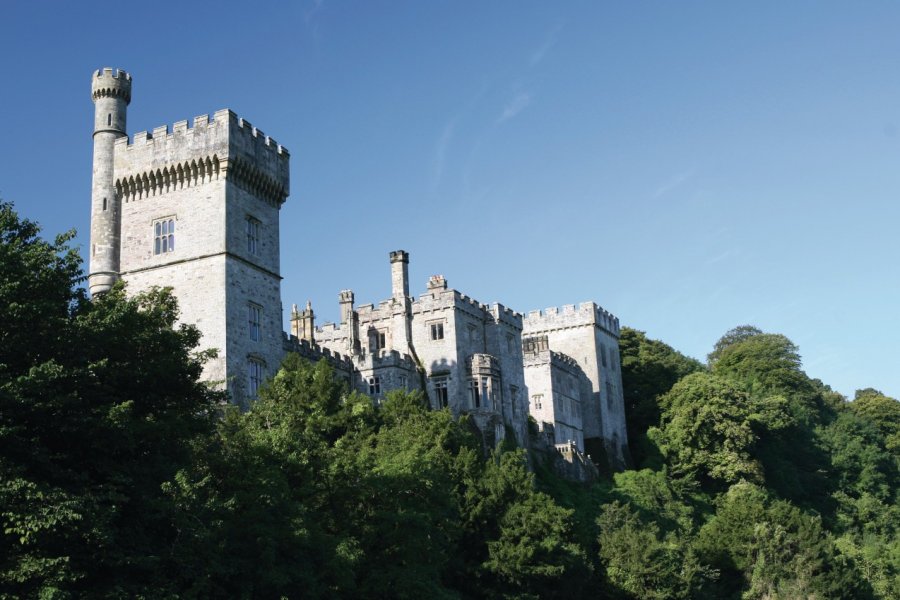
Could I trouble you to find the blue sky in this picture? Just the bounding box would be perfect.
[2,1,898,399]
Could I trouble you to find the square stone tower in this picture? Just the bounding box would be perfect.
[523,303,628,468]
[89,68,289,406]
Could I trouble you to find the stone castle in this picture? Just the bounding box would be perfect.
[88,68,629,468]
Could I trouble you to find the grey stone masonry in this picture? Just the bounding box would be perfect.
[89,68,289,407]
[314,251,529,448]
[89,68,131,296]
[523,303,629,469]
[522,337,591,452]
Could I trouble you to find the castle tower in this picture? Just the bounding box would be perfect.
[89,68,131,295]
[88,68,290,407]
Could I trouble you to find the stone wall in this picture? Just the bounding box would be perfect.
[523,302,628,468]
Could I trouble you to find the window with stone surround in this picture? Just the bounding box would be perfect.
[509,385,519,416]
[532,393,543,410]
[370,329,386,353]
[432,376,449,408]
[506,334,515,353]
[601,344,608,368]
[248,358,264,397]
[368,376,381,395]
[430,321,444,341]
[246,216,260,255]
[248,303,261,342]
[468,378,481,409]
[153,217,175,255]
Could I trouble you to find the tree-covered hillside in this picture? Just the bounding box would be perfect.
[2,202,898,599]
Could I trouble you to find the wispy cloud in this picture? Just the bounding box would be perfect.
[431,117,458,194]
[498,92,532,123]
[304,0,324,24]
[705,249,737,266]
[653,170,695,199]
[530,21,565,66]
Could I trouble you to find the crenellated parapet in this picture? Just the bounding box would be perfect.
[283,333,353,371]
[113,109,289,206]
[490,303,523,329]
[91,68,132,104]
[524,301,621,337]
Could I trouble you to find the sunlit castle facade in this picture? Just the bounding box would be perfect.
[87,68,288,407]
[87,67,628,463]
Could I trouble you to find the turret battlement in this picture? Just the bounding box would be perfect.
[115,109,287,156]
[92,68,132,103]
[112,109,289,205]
[524,301,620,337]
[490,303,523,328]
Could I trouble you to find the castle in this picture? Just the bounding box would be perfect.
[88,68,629,467]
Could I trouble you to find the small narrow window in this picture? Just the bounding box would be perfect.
[107,113,111,126]
[102,197,107,211]
[246,217,260,255]
[399,375,408,390]
[468,379,481,409]
[248,359,264,397]
[248,304,261,342]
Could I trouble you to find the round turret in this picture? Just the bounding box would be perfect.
[89,67,131,296]
[91,68,132,104]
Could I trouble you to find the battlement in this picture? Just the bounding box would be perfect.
[389,250,409,264]
[284,333,353,369]
[115,109,287,156]
[112,109,289,205]
[490,302,523,329]
[524,301,620,337]
[92,68,131,103]
[356,349,417,370]
[427,274,447,290]
[453,291,490,314]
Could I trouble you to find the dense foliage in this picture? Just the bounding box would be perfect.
[2,202,899,598]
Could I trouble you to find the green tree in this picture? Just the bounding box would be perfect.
[650,372,763,490]
[597,501,714,599]
[0,200,221,597]
[618,328,704,467]
[696,482,870,599]
[707,325,763,365]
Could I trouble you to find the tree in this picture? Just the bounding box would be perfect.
[0,203,222,598]
[618,328,704,467]
[695,482,870,599]
[650,372,763,490]
[597,501,714,599]
[707,325,762,365]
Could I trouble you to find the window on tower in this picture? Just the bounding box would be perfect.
[246,217,260,255]
[153,218,175,255]
[248,304,261,341]
[248,358,264,397]
[431,375,449,408]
